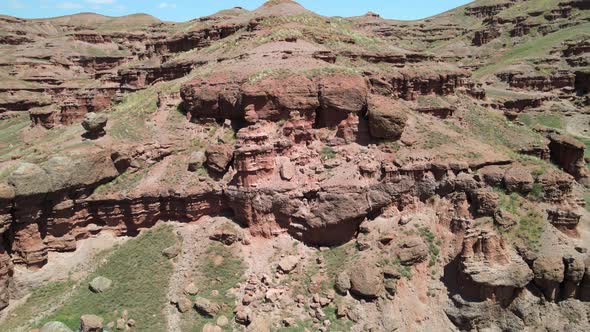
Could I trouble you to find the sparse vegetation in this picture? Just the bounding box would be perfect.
[18,225,178,331]
[0,280,76,332]
[418,227,441,268]
[183,242,245,331]
[495,189,545,251]
[320,146,337,160]
[519,113,565,130]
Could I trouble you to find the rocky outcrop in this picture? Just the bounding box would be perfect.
[233,124,276,186]
[503,167,534,194]
[72,55,128,74]
[548,134,589,184]
[497,71,575,91]
[459,229,533,305]
[146,24,244,56]
[118,62,194,89]
[29,106,58,129]
[465,3,513,18]
[338,50,435,65]
[0,242,12,310]
[58,89,119,125]
[370,70,480,101]
[546,209,581,231]
[472,28,500,46]
[367,97,408,140]
[538,171,574,203]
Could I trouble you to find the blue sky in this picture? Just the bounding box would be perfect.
[1,0,473,21]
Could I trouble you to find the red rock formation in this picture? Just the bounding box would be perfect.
[233,124,277,187]
[318,74,368,127]
[146,24,244,56]
[58,89,118,124]
[118,62,194,89]
[0,243,12,311]
[72,55,128,74]
[548,134,590,184]
[70,32,113,44]
[29,106,58,129]
[546,209,581,232]
[497,71,575,91]
[464,3,513,18]
[472,28,500,46]
[538,170,574,203]
[459,228,533,305]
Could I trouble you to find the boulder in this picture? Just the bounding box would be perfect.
[533,255,565,301]
[187,151,207,172]
[503,167,534,194]
[349,258,383,299]
[216,315,229,327]
[277,255,299,273]
[235,307,251,325]
[470,188,499,216]
[319,74,368,113]
[40,322,73,332]
[177,297,192,313]
[318,74,368,127]
[202,323,222,332]
[162,245,180,259]
[0,182,15,200]
[334,271,351,294]
[80,314,104,332]
[210,222,243,245]
[279,161,296,181]
[205,144,234,175]
[396,236,429,266]
[89,276,112,293]
[81,112,108,138]
[479,165,505,187]
[184,283,199,295]
[194,297,220,317]
[368,98,408,140]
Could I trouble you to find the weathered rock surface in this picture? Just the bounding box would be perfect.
[548,134,590,184]
[80,314,104,332]
[460,229,533,304]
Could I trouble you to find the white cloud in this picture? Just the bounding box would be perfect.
[158,2,176,9]
[56,2,84,9]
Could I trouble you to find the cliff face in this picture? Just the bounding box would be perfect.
[0,0,589,331]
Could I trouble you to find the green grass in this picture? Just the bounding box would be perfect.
[574,135,590,165]
[320,146,336,160]
[0,112,29,160]
[109,86,159,141]
[0,281,76,332]
[184,242,245,332]
[39,225,177,331]
[475,23,590,78]
[93,167,148,195]
[518,113,565,130]
[495,189,545,252]
[417,226,441,268]
[463,103,544,150]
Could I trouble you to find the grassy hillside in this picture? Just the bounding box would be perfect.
[0,225,177,332]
